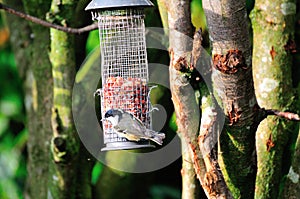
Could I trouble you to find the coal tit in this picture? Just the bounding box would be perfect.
[104,109,165,145]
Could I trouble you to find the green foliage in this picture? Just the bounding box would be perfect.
[191,0,206,30]
[149,185,181,199]
[169,112,178,132]
[86,29,99,54]
[91,162,103,185]
[0,16,26,199]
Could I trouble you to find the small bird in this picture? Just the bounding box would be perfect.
[104,109,165,145]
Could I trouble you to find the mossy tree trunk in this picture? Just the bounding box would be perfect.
[47,0,94,198]
[250,1,298,198]
[4,0,94,198]
[4,0,52,198]
[202,0,258,198]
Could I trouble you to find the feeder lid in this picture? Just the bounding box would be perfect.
[85,0,154,10]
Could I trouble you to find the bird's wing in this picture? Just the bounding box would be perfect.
[114,112,148,137]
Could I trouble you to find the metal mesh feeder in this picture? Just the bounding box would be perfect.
[86,0,154,151]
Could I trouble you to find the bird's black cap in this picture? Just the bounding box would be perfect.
[104,109,123,118]
[104,109,114,118]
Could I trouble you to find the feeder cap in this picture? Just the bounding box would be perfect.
[85,0,154,10]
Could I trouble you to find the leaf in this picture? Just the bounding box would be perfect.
[149,185,181,199]
[91,162,103,185]
[191,0,207,30]
[86,29,99,54]
[0,94,22,117]
[0,115,9,137]
[0,180,21,199]
[168,112,178,132]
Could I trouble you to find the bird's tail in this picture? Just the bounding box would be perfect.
[147,130,165,145]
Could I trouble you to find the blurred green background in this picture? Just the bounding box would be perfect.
[0,15,27,199]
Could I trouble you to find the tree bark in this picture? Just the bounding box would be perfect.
[167,1,232,198]
[4,0,94,198]
[47,0,80,197]
[250,1,298,198]
[47,1,95,198]
[167,1,201,199]
[202,0,258,198]
[4,0,53,198]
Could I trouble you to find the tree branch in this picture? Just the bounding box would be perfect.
[172,49,233,198]
[167,1,202,198]
[264,109,300,121]
[191,33,223,195]
[0,3,97,34]
[169,51,203,199]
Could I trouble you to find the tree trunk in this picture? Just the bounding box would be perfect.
[167,1,200,198]
[202,0,258,198]
[47,0,81,197]
[166,0,232,198]
[250,1,298,198]
[4,0,94,198]
[4,0,53,198]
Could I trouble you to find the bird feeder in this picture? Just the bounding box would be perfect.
[85,0,154,151]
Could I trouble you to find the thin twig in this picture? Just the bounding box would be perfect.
[0,3,98,34]
[265,109,300,121]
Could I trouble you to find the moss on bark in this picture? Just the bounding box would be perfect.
[202,1,257,198]
[250,1,298,198]
[4,0,94,198]
[4,0,53,198]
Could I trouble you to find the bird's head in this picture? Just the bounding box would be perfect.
[104,109,124,126]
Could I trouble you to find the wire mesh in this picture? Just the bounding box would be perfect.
[94,8,151,144]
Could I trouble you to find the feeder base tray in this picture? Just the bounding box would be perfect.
[101,141,155,151]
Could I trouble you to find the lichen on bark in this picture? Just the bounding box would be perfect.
[250,0,298,198]
[47,0,90,198]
